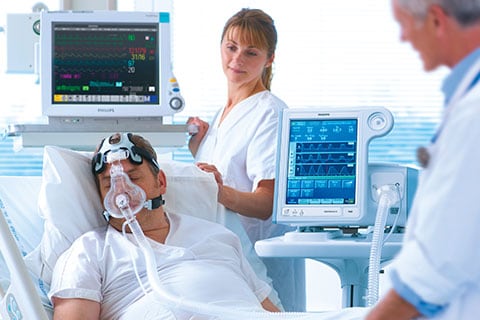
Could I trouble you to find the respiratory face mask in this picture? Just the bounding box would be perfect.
[92,133,164,220]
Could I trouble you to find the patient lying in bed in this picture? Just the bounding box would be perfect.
[48,133,280,319]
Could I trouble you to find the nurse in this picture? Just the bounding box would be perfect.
[187,8,303,311]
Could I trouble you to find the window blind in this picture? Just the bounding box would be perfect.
[170,0,447,165]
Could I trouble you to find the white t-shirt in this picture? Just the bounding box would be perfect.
[49,211,271,320]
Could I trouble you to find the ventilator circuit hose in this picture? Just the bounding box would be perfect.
[366,185,401,307]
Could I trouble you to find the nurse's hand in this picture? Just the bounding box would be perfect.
[187,116,209,157]
[195,162,226,202]
[196,162,224,186]
[196,162,274,220]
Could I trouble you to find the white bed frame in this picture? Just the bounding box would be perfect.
[0,207,49,319]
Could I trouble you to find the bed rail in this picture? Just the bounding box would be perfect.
[0,208,49,320]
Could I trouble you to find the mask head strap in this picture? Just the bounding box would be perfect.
[92,133,159,175]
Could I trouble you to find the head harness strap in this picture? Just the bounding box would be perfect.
[92,133,159,175]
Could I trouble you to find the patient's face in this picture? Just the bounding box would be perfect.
[97,159,166,205]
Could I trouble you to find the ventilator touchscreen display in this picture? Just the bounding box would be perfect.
[285,119,357,205]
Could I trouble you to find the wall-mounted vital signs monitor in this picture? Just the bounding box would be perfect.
[273,107,395,227]
[7,10,186,150]
[40,10,184,118]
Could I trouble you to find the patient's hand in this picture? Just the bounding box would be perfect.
[261,297,281,312]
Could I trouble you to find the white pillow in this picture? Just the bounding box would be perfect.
[34,146,218,285]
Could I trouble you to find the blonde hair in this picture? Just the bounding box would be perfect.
[221,8,277,90]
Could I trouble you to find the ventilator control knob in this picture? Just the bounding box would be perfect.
[368,112,388,131]
[169,97,183,110]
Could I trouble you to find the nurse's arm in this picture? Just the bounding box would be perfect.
[219,179,274,220]
[52,297,101,320]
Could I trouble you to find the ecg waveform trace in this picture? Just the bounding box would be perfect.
[295,163,355,176]
[293,141,357,177]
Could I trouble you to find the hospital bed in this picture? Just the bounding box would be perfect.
[0,146,253,319]
[0,146,358,319]
[0,110,413,320]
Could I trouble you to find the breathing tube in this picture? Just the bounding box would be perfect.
[365,184,401,307]
[98,134,366,319]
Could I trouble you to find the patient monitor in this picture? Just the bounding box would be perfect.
[40,11,183,118]
[8,11,186,150]
[273,106,417,229]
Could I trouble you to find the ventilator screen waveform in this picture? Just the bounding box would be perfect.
[285,119,357,205]
[51,22,159,105]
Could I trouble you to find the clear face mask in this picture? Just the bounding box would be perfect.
[103,156,146,220]
[94,133,163,221]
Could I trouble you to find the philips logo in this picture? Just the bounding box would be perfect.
[98,108,115,113]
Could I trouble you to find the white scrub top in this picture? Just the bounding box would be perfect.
[390,73,480,319]
[195,90,291,243]
[48,211,271,320]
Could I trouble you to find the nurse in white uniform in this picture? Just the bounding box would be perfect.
[187,8,304,311]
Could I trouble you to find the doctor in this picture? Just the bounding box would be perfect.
[367,0,480,319]
[187,8,302,311]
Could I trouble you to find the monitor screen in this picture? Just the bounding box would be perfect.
[40,11,184,118]
[285,119,357,206]
[274,107,393,227]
